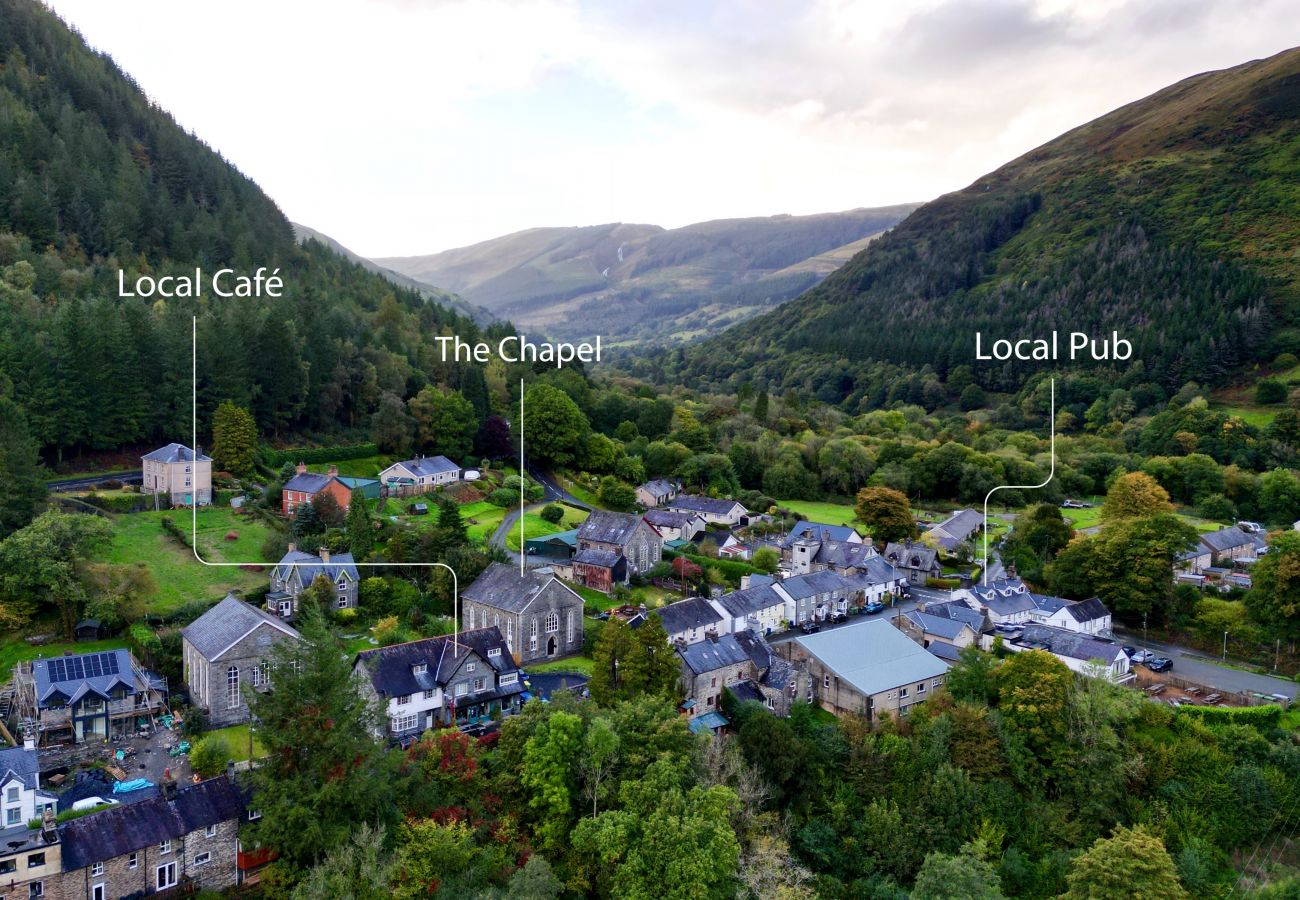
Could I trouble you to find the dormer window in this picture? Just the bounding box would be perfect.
[412,663,427,675]
[488,648,501,658]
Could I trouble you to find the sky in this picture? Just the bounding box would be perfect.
[45,0,1300,258]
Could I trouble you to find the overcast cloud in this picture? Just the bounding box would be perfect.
[44,0,1300,256]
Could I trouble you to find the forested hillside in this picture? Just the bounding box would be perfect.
[0,0,521,465]
[635,48,1300,409]
[378,206,918,345]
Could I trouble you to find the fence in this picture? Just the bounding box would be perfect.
[1130,665,1288,708]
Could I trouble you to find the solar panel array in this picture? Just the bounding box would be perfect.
[45,651,120,684]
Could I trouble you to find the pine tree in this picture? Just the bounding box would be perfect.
[439,496,467,546]
[0,392,46,539]
[346,489,374,560]
[211,401,258,477]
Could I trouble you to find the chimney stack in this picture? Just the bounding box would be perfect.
[319,547,331,564]
[162,767,177,801]
[328,465,339,477]
[287,542,296,554]
[296,461,307,475]
[226,759,236,782]
[41,807,56,844]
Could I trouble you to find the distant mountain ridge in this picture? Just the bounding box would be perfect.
[631,47,1300,408]
[292,223,492,324]
[376,206,919,345]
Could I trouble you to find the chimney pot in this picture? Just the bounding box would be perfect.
[319,547,331,563]
[328,465,339,476]
[296,461,307,475]
[41,807,56,844]
[287,542,296,554]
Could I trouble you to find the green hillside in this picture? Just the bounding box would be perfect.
[636,48,1300,408]
[0,0,521,464]
[376,206,918,345]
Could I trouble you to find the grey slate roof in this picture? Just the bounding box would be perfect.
[282,471,336,493]
[904,611,972,641]
[796,619,949,697]
[923,601,987,632]
[1200,526,1253,553]
[1064,597,1110,623]
[643,509,698,530]
[1014,623,1124,664]
[883,542,939,571]
[142,443,210,463]
[728,681,765,704]
[656,597,723,635]
[31,649,144,708]
[0,747,39,791]
[782,520,862,548]
[775,570,846,600]
[814,539,878,570]
[573,548,624,568]
[273,549,359,584]
[463,563,579,614]
[926,642,964,662]
[714,584,786,619]
[933,508,982,542]
[732,629,778,673]
[667,495,746,517]
[60,776,245,870]
[677,634,751,676]
[393,455,460,478]
[841,555,903,586]
[578,510,643,546]
[639,479,678,500]
[181,594,300,661]
[354,627,518,698]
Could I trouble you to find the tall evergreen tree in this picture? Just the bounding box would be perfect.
[0,391,45,539]
[345,489,374,560]
[211,401,258,477]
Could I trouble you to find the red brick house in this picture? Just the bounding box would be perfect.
[281,463,353,518]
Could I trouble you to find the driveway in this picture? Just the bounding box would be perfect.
[525,462,589,508]
[490,503,545,566]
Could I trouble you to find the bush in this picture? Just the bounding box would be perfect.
[127,623,162,664]
[190,735,232,778]
[1176,705,1282,730]
[926,577,961,590]
[1197,493,1236,522]
[1256,378,1287,405]
[487,488,517,508]
[540,504,565,524]
[1275,352,1299,370]
[334,607,358,625]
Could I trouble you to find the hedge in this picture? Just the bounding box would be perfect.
[1175,704,1282,729]
[926,577,961,590]
[79,493,152,513]
[268,443,379,466]
[159,515,193,549]
[662,549,759,584]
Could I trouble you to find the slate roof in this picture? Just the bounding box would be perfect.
[1031,594,1070,615]
[60,776,245,870]
[728,681,765,704]
[31,649,144,708]
[390,456,460,478]
[933,508,982,542]
[923,600,987,632]
[643,509,699,530]
[713,584,786,620]
[965,578,1030,604]
[667,495,745,517]
[774,570,846,600]
[0,747,39,791]
[354,627,518,698]
[926,642,964,662]
[656,597,724,635]
[796,619,950,697]
[181,594,300,661]
[732,629,778,673]
[904,611,972,641]
[273,549,359,584]
[142,443,210,463]
[639,479,678,501]
[840,555,904,587]
[573,548,624,568]
[814,539,878,570]
[282,471,336,494]
[463,563,579,614]
[782,520,862,548]
[883,542,939,570]
[688,711,729,734]
[1063,596,1110,623]
[677,634,752,675]
[1201,526,1254,553]
[578,510,644,546]
[1014,624,1124,664]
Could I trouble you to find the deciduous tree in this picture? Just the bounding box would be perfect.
[854,485,915,543]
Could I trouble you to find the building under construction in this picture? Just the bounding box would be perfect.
[11,649,167,747]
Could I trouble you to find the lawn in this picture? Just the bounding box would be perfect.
[506,505,588,552]
[461,502,508,544]
[527,656,595,677]
[776,499,858,526]
[204,723,266,761]
[0,634,129,674]
[99,509,271,613]
[1061,506,1103,530]
[1211,403,1278,428]
[323,455,394,478]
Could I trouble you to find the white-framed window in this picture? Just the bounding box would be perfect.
[337,595,348,609]
[466,663,475,673]
[917,682,926,693]
[823,674,830,689]
[6,808,20,826]
[530,619,538,638]
[488,648,501,658]
[900,687,909,699]
[468,608,476,629]
[499,673,518,686]
[396,694,411,706]
[455,683,467,697]
[159,840,172,855]
[204,824,217,837]
[251,665,264,688]
[156,861,178,890]
[194,852,211,866]
[413,663,427,675]
[247,809,262,821]
[529,634,538,651]
[567,610,574,643]
[423,689,435,700]
[227,665,239,709]
[473,677,486,692]
[392,713,418,733]
[493,614,500,627]
[545,612,559,633]
[6,787,18,802]
[91,862,104,877]
[128,852,138,869]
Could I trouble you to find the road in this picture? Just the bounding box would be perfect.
[491,503,545,566]
[1113,628,1298,699]
[47,471,142,492]
[525,462,588,508]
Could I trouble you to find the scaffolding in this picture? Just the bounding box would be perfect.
[11,654,168,747]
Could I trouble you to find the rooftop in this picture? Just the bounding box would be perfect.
[463,563,577,613]
[142,443,210,464]
[578,510,645,546]
[795,619,949,697]
[667,495,746,516]
[782,520,862,548]
[181,594,300,661]
[656,596,723,635]
[354,627,518,698]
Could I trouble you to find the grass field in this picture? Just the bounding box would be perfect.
[776,499,858,526]
[204,723,266,761]
[507,505,588,551]
[461,502,508,544]
[1061,506,1103,530]
[1211,403,1278,427]
[99,509,270,612]
[324,455,393,478]
[527,656,594,677]
[0,635,129,674]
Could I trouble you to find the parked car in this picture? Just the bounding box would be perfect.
[1121,646,1136,658]
[863,601,885,615]
[72,796,120,812]
[799,622,821,634]
[1130,649,1155,665]
[1147,657,1174,672]
[1238,520,1264,533]
[831,612,848,624]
